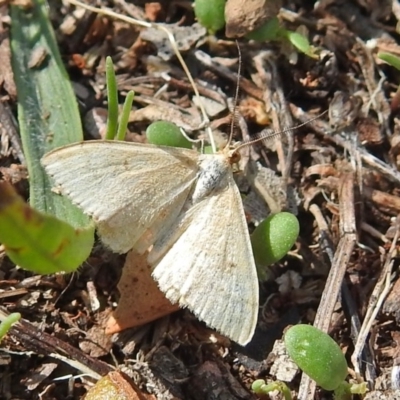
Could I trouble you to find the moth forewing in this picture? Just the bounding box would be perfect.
[41,141,199,253]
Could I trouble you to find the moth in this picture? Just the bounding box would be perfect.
[41,140,259,345]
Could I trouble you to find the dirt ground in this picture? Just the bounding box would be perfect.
[2,0,400,399]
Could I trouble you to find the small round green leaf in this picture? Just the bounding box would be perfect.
[285,31,311,55]
[251,212,299,266]
[245,17,281,42]
[194,0,226,34]
[285,324,348,391]
[146,121,192,149]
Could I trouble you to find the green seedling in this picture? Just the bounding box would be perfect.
[146,121,192,148]
[194,0,226,34]
[252,379,292,400]
[284,30,314,57]
[105,56,135,141]
[246,17,317,58]
[245,16,281,41]
[251,212,299,270]
[0,313,21,342]
[284,325,367,399]
[285,324,348,391]
[105,56,119,140]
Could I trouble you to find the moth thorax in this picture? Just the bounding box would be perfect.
[191,155,230,204]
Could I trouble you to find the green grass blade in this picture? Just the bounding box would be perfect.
[116,91,135,141]
[10,0,89,229]
[105,56,119,140]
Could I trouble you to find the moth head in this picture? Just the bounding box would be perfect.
[226,146,241,165]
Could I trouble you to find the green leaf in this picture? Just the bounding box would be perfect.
[146,121,192,148]
[106,56,119,140]
[194,0,226,34]
[285,31,312,56]
[284,324,348,391]
[0,313,21,342]
[0,182,94,274]
[116,91,135,141]
[10,0,89,229]
[251,380,292,400]
[245,17,281,42]
[378,52,400,71]
[251,212,299,267]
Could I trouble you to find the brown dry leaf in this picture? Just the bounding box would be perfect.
[105,251,178,334]
[225,0,282,38]
[328,91,362,130]
[239,97,270,125]
[305,164,338,178]
[80,321,113,358]
[357,117,384,146]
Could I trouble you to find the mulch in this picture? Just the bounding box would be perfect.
[1,0,400,399]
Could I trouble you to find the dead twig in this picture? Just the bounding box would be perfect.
[299,173,357,399]
[0,308,111,380]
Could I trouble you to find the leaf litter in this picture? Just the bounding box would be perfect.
[2,0,400,399]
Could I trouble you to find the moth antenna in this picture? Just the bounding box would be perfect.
[227,41,242,148]
[234,110,328,153]
[64,0,216,152]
